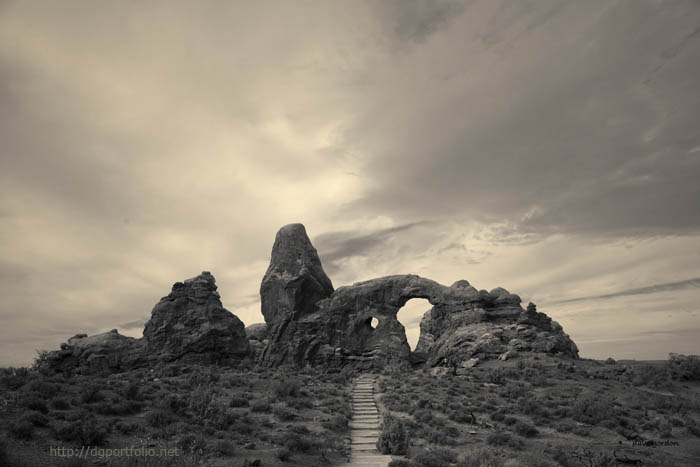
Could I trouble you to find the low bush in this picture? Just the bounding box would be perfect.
[27,379,60,398]
[50,397,71,410]
[80,384,105,404]
[250,398,271,413]
[94,400,143,416]
[177,433,207,454]
[22,396,49,414]
[377,413,408,455]
[513,420,538,437]
[214,439,235,456]
[412,447,458,467]
[229,396,249,407]
[272,405,295,421]
[145,409,176,429]
[486,432,523,450]
[9,420,35,440]
[20,410,49,427]
[276,446,291,461]
[668,353,700,381]
[322,413,348,431]
[282,432,314,453]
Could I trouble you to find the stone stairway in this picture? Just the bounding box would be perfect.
[347,374,393,467]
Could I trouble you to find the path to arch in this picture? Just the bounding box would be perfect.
[347,374,392,467]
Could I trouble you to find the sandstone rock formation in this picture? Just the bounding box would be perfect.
[245,323,268,361]
[44,271,250,374]
[42,223,579,375]
[258,225,579,369]
[143,271,249,364]
[258,224,334,366]
[43,329,146,375]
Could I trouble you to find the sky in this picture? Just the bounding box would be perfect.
[1,0,699,366]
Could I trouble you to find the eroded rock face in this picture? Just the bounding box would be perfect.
[44,329,146,375]
[143,271,249,363]
[259,224,334,366]
[44,271,251,374]
[258,225,579,369]
[245,323,268,361]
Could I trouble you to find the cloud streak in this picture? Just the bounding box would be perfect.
[551,277,700,304]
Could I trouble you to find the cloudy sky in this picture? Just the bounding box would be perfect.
[1,0,699,366]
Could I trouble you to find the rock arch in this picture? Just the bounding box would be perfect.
[259,224,578,369]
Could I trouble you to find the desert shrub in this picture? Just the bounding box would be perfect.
[53,417,108,445]
[276,446,291,461]
[207,409,238,431]
[282,432,314,452]
[272,379,300,399]
[114,421,139,435]
[94,400,143,416]
[177,433,207,454]
[9,420,35,440]
[632,364,671,388]
[20,410,49,427]
[145,409,176,429]
[377,413,408,455]
[571,394,615,425]
[1,367,31,390]
[229,396,249,407]
[287,396,313,409]
[389,460,412,467]
[187,385,215,420]
[250,398,271,413]
[50,397,71,410]
[122,382,141,400]
[27,379,60,398]
[0,437,8,466]
[80,384,105,403]
[501,382,528,398]
[412,447,458,467]
[668,353,700,381]
[22,395,49,414]
[457,446,503,467]
[159,394,188,416]
[488,368,506,385]
[322,413,348,431]
[414,409,433,424]
[513,420,538,437]
[214,439,235,456]
[503,416,517,426]
[486,432,523,450]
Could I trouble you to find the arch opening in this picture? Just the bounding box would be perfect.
[369,317,378,329]
[397,298,431,351]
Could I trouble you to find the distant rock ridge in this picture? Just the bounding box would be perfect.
[42,223,578,374]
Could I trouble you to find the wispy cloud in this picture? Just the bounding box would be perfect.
[551,277,700,304]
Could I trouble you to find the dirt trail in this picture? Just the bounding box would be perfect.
[346,374,393,467]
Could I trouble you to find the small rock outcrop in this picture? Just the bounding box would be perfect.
[143,271,249,364]
[43,329,146,375]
